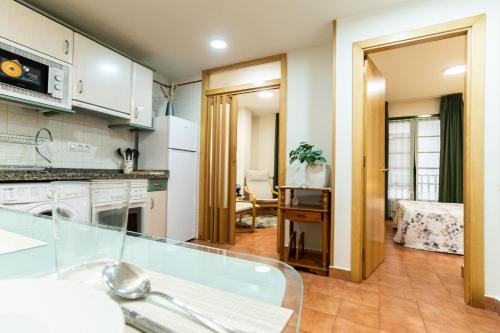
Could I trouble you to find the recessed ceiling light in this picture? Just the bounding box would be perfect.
[443,64,466,75]
[210,39,227,49]
[258,91,274,98]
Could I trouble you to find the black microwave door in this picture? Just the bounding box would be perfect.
[0,48,48,94]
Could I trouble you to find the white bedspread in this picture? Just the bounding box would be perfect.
[393,200,464,255]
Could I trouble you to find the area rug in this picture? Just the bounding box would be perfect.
[236,214,277,229]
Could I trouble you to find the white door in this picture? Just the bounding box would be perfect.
[0,1,73,63]
[73,33,132,114]
[130,63,153,127]
[166,149,197,241]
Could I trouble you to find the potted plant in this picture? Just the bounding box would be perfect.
[288,142,330,188]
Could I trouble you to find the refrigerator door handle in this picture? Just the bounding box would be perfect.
[150,197,155,209]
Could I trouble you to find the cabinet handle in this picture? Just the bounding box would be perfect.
[150,197,155,209]
[78,80,83,94]
[64,40,70,55]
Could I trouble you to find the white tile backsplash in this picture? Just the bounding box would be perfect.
[0,103,134,169]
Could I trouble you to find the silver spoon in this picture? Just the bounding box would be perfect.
[102,262,238,333]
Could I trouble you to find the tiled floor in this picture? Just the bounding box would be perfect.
[193,225,500,332]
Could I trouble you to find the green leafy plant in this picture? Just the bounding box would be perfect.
[289,142,327,166]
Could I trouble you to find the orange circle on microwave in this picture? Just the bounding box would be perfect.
[1,60,23,78]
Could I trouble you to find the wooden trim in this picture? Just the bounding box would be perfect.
[330,20,337,267]
[204,54,284,75]
[350,15,486,307]
[329,267,351,281]
[484,296,500,316]
[198,71,209,240]
[228,96,238,244]
[278,54,287,187]
[206,79,281,96]
[463,16,485,308]
[277,54,288,252]
[357,16,479,51]
[363,29,467,55]
[350,43,365,283]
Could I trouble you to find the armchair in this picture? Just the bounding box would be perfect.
[244,169,278,215]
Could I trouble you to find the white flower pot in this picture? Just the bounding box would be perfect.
[304,164,330,188]
[287,163,330,188]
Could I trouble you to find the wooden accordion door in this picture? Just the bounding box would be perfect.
[201,95,237,244]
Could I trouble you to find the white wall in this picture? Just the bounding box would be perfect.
[250,113,276,177]
[0,103,134,169]
[174,81,202,123]
[236,107,252,186]
[152,73,169,118]
[388,98,440,118]
[334,0,500,299]
[286,43,333,251]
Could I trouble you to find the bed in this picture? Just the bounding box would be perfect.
[392,200,464,255]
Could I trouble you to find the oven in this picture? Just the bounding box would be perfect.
[0,37,71,110]
[91,180,148,234]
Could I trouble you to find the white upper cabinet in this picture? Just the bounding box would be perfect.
[0,1,73,63]
[130,63,153,127]
[73,33,132,115]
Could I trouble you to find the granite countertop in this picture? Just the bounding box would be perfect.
[0,168,169,182]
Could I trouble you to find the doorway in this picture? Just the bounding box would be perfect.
[350,16,485,307]
[235,90,280,233]
[198,54,287,248]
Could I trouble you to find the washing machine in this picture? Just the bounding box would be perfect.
[0,182,90,221]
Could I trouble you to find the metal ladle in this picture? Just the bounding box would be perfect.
[102,261,238,333]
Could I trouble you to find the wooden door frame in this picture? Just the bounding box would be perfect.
[350,15,486,308]
[198,54,287,244]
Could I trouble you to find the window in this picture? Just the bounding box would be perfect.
[387,120,414,215]
[416,119,440,201]
[387,117,440,216]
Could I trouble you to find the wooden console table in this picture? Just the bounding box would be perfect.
[278,186,331,275]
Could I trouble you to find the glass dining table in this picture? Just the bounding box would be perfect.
[0,208,303,332]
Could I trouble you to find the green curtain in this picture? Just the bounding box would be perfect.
[438,93,464,203]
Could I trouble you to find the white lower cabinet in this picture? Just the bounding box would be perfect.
[73,33,132,116]
[146,190,167,238]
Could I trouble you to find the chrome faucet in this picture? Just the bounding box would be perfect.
[35,127,53,167]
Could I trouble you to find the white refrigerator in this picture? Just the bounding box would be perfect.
[139,116,198,241]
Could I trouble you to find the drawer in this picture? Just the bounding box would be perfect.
[148,179,167,192]
[284,210,322,223]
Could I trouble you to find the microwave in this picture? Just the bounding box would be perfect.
[0,37,71,110]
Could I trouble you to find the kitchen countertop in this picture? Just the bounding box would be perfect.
[0,168,169,182]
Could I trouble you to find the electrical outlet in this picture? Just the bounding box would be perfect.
[76,143,84,152]
[83,144,91,152]
[67,142,76,151]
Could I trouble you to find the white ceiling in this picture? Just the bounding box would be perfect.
[238,90,280,115]
[26,0,410,80]
[369,36,466,101]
